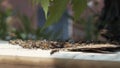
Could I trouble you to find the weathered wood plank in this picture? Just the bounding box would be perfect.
[0,55,120,68]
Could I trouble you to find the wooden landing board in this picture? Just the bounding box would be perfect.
[1,41,120,68]
[0,55,120,68]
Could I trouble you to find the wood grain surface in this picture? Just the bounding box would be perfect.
[0,55,120,68]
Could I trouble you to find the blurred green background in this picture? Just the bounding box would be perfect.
[1,0,118,42]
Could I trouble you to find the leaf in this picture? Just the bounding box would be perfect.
[72,0,87,21]
[43,0,69,29]
[40,0,49,19]
[32,0,49,19]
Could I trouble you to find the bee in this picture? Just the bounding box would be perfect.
[9,39,23,45]
[9,40,16,45]
[50,49,59,55]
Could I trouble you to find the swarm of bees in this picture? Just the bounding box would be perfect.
[9,39,75,49]
[9,39,120,55]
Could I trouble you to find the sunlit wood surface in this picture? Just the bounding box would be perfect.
[0,41,120,68]
[0,55,120,68]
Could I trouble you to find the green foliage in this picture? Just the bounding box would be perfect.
[0,10,8,39]
[72,0,87,21]
[0,0,12,39]
[6,14,62,40]
[0,0,62,40]
[12,14,59,40]
[33,0,87,28]
[0,0,97,41]
[33,0,98,40]
[18,14,33,34]
[43,0,69,28]
[40,0,49,19]
[33,0,49,19]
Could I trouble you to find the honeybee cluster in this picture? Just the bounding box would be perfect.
[9,39,120,54]
[9,39,118,49]
[9,39,78,49]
